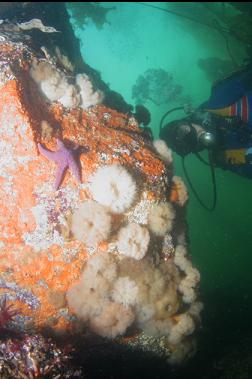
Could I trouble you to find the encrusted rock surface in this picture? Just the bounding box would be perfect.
[0,20,202,365]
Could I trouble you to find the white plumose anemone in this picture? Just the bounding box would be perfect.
[153,139,173,164]
[148,202,175,236]
[116,223,150,260]
[112,277,139,308]
[71,200,112,247]
[89,164,136,213]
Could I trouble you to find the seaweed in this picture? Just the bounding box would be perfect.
[67,2,116,29]
[132,68,189,106]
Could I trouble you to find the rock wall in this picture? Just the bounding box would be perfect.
[0,18,202,365]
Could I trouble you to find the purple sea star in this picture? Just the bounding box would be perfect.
[38,139,88,190]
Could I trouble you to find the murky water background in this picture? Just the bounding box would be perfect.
[67,2,252,375]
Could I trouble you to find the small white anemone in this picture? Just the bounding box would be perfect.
[71,200,111,247]
[172,176,188,206]
[153,139,173,164]
[148,202,175,236]
[89,164,136,213]
[90,302,135,338]
[116,223,150,260]
[112,277,139,308]
[168,313,195,345]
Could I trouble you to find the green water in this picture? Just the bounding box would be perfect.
[68,2,252,374]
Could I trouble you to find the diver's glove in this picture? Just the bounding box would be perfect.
[183,103,194,115]
[190,109,213,128]
[202,112,212,128]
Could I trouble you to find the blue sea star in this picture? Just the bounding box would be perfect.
[38,139,87,190]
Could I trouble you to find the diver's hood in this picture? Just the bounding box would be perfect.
[159,118,199,156]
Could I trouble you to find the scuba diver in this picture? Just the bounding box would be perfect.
[159,63,252,211]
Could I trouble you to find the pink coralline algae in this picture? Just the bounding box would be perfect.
[0,334,83,378]
[0,297,18,329]
[0,297,83,379]
[0,299,83,378]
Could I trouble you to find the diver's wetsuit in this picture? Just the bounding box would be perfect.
[198,64,252,178]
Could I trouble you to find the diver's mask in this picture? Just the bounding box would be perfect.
[159,118,216,156]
